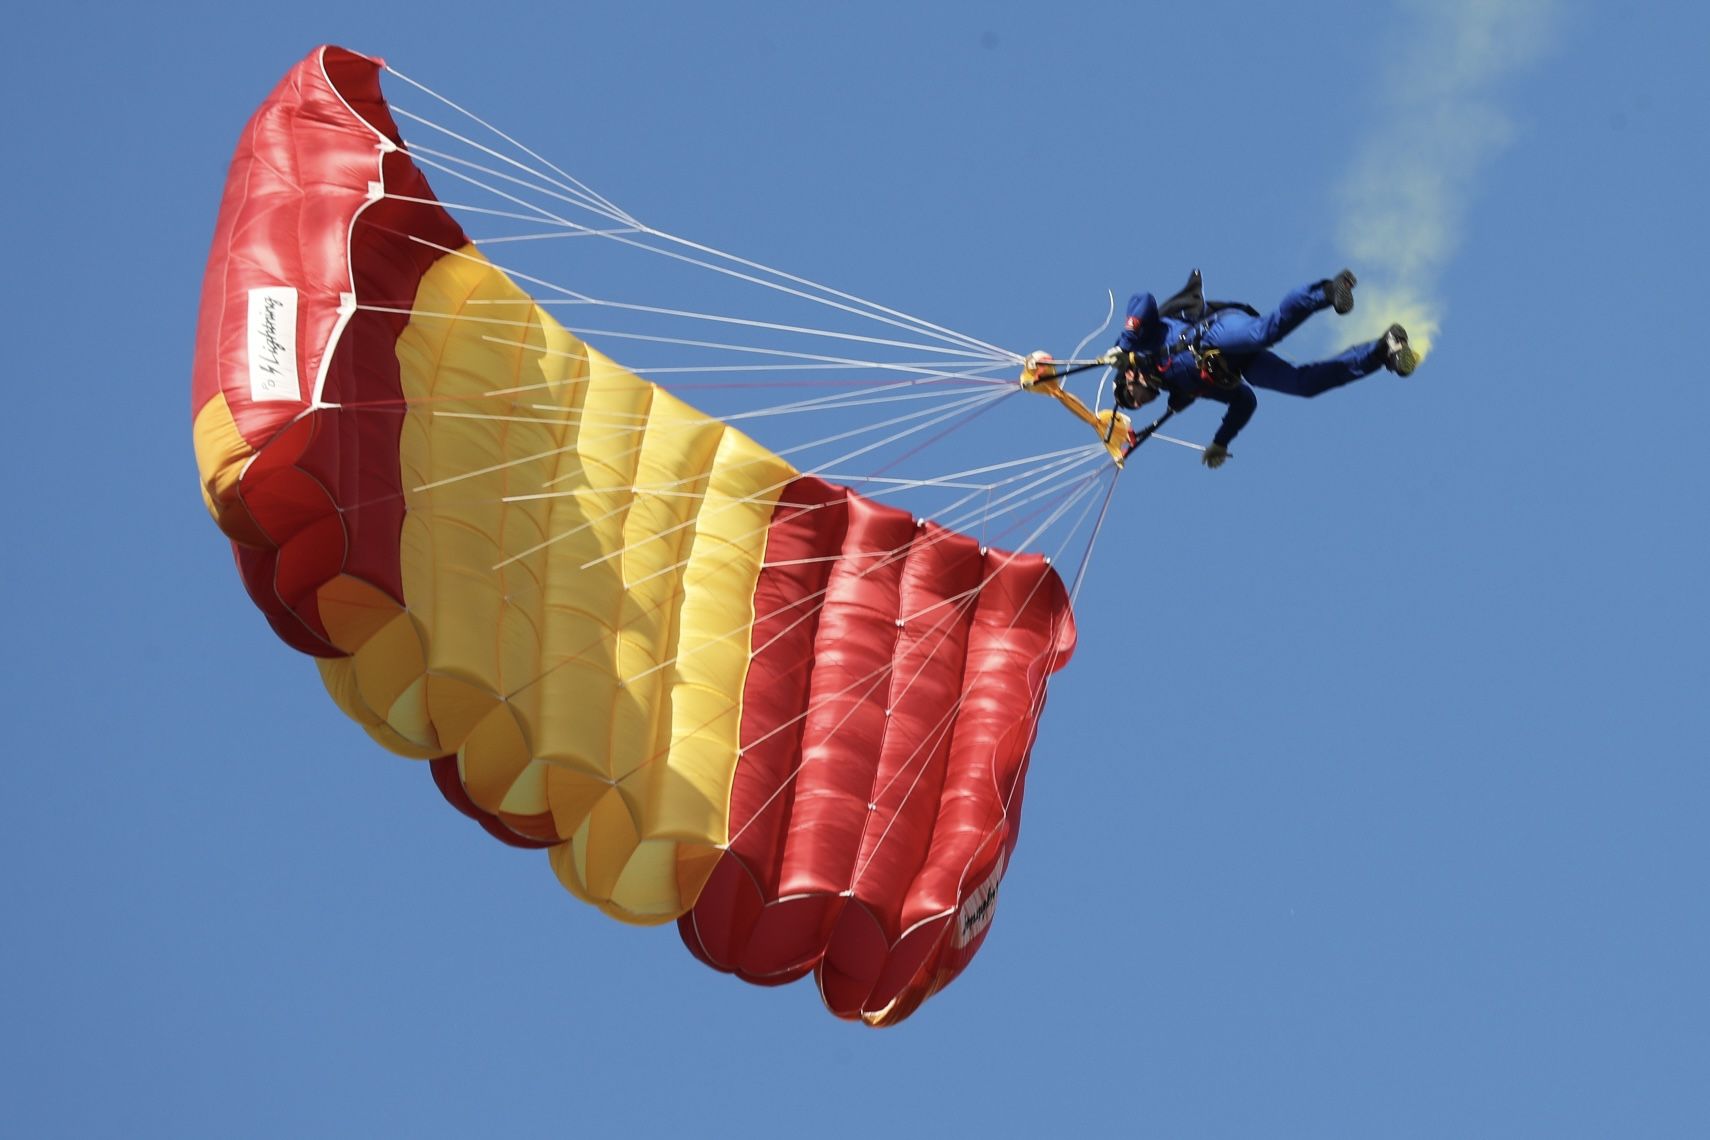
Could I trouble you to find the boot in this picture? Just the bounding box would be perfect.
[1378,323,1418,376]
[1323,268,1357,315]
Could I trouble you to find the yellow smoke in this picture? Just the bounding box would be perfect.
[1342,283,1439,362]
[1334,0,1558,362]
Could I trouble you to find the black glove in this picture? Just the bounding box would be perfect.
[1201,442,1230,469]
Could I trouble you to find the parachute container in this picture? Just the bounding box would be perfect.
[192,46,1076,1024]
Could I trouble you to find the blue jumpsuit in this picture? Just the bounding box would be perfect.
[1116,280,1384,448]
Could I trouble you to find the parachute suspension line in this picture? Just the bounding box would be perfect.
[723,584,987,850]
[381,96,1013,363]
[617,491,994,691]
[1068,290,1117,395]
[1064,468,1123,611]
[599,483,1087,854]
[398,140,639,231]
[527,426,1094,706]
[563,387,1011,574]
[619,225,1014,361]
[504,479,1002,720]
[822,474,1104,886]
[971,459,1118,857]
[350,309,1007,396]
[613,448,1109,692]
[1076,292,1119,416]
[936,450,1108,538]
[654,453,1104,743]
[399,142,621,236]
[542,358,1000,379]
[434,388,990,452]
[379,193,641,234]
[396,381,1008,554]
[470,385,1003,574]
[382,67,637,225]
[474,326,1012,385]
[569,225,1016,364]
[896,471,1108,629]
[391,229,1010,379]
[796,443,1100,503]
[370,88,1084,535]
[398,188,1012,369]
[511,295,1008,363]
[497,473,1097,879]
[940,456,1106,546]
[466,229,645,245]
[620,445,1098,599]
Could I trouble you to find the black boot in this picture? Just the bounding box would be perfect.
[1323,268,1357,315]
[1377,323,1418,376]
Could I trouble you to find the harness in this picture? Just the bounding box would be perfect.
[1170,315,1243,390]
[1157,270,1261,391]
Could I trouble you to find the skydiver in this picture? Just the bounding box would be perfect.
[1101,269,1420,468]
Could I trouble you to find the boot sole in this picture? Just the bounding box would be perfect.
[1329,270,1356,315]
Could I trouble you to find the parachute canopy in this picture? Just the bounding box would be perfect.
[192,46,1077,1025]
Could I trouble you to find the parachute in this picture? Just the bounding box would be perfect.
[192,46,1079,1025]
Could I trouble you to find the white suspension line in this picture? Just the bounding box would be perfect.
[579,226,1016,363]
[398,233,1010,387]
[560,358,995,377]
[548,380,1004,494]
[382,75,636,225]
[618,449,1101,698]
[381,193,626,231]
[1064,468,1123,610]
[906,470,1106,628]
[407,377,1000,511]
[403,149,600,238]
[389,118,1013,368]
[746,517,1077,881]
[467,229,645,245]
[431,385,978,445]
[937,450,1109,536]
[813,443,1097,492]
[521,295,1009,362]
[563,388,1008,574]
[476,327,1012,385]
[399,139,635,228]
[627,225,1017,361]
[385,68,1009,371]
[722,584,994,849]
[479,386,1005,571]
[851,477,1104,852]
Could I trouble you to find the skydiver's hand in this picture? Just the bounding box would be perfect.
[1099,347,1122,366]
[1202,442,1229,469]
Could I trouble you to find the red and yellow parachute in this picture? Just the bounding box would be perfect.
[192,46,1076,1025]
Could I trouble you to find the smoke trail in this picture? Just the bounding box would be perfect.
[1335,0,1559,359]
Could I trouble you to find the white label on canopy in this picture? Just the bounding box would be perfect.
[953,849,1007,948]
[247,287,302,403]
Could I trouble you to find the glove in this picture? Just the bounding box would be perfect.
[1201,442,1230,469]
[1099,347,1122,366]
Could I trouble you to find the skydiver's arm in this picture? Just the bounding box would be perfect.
[1116,292,1162,354]
[1211,384,1257,448]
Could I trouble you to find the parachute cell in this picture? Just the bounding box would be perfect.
[192,46,1076,1024]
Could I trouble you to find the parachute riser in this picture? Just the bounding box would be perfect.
[1120,406,1176,460]
[1019,352,1132,466]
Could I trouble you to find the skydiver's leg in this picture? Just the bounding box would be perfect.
[1242,341,1383,398]
[1201,281,1335,356]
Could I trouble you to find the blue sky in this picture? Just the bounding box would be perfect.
[4,1,1708,1135]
